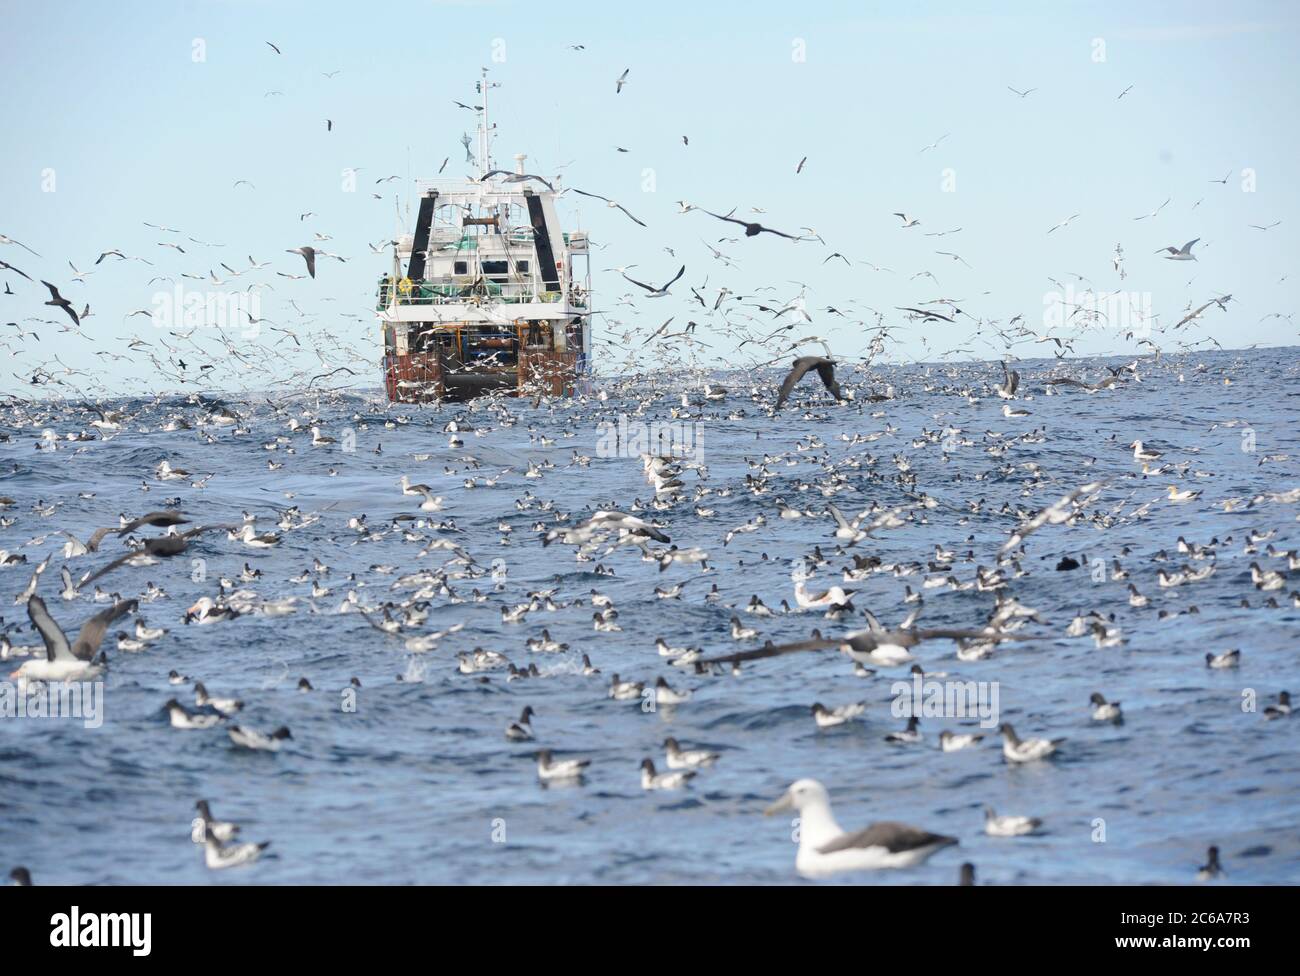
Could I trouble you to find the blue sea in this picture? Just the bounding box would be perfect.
[2,349,1298,884]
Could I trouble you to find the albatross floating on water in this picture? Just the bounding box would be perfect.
[765,779,957,877]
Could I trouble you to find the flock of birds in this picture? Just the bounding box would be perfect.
[2,39,1297,886]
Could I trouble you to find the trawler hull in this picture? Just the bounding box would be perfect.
[383,344,579,403]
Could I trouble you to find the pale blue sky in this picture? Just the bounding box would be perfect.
[2,0,1297,392]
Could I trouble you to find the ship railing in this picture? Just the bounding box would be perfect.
[377,280,574,308]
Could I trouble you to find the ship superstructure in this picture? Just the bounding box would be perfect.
[378,72,591,402]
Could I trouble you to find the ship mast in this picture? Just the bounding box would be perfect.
[476,68,499,174]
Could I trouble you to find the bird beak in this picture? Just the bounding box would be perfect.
[764,791,793,816]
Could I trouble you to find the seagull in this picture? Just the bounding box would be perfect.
[480,169,555,191]
[265,41,281,54]
[892,213,921,228]
[1047,214,1080,234]
[10,595,135,682]
[1133,197,1170,221]
[615,68,629,93]
[1007,86,1036,98]
[621,265,685,298]
[1158,239,1199,261]
[775,356,841,409]
[286,246,317,278]
[765,779,957,877]
[569,188,645,227]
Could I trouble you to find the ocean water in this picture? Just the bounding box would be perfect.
[2,349,1299,885]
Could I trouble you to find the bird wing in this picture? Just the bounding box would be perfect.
[614,203,646,227]
[817,822,955,855]
[697,636,838,666]
[1182,239,1200,252]
[74,599,139,659]
[700,209,747,229]
[663,265,686,290]
[620,272,656,292]
[77,552,133,588]
[775,359,815,409]
[570,188,612,205]
[827,503,852,531]
[26,596,73,662]
[813,359,839,397]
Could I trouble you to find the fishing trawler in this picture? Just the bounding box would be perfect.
[377,72,592,402]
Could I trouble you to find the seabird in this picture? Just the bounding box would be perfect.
[536,749,589,782]
[620,265,685,298]
[228,725,292,752]
[984,807,1042,836]
[287,246,317,278]
[1158,238,1200,261]
[195,800,239,842]
[698,208,803,240]
[10,595,135,682]
[775,356,841,410]
[765,779,957,877]
[885,716,922,743]
[999,723,1063,762]
[40,280,80,326]
[1089,693,1123,724]
[664,737,719,769]
[1196,845,1225,881]
[164,698,224,730]
[939,729,984,752]
[640,758,695,790]
[505,706,536,740]
[812,701,865,728]
[202,824,268,869]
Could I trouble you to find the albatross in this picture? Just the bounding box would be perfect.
[774,356,841,410]
[698,207,803,240]
[765,779,957,877]
[621,265,685,298]
[12,595,137,682]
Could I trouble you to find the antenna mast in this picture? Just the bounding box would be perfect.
[476,68,499,172]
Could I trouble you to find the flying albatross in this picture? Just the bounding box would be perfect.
[10,595,137,682]
[697,613,1023,669]
[698,207,803,240]
[775,356,841,410]
[621,265,685,298]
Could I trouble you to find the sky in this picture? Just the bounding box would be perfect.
[2,0,1298,394]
